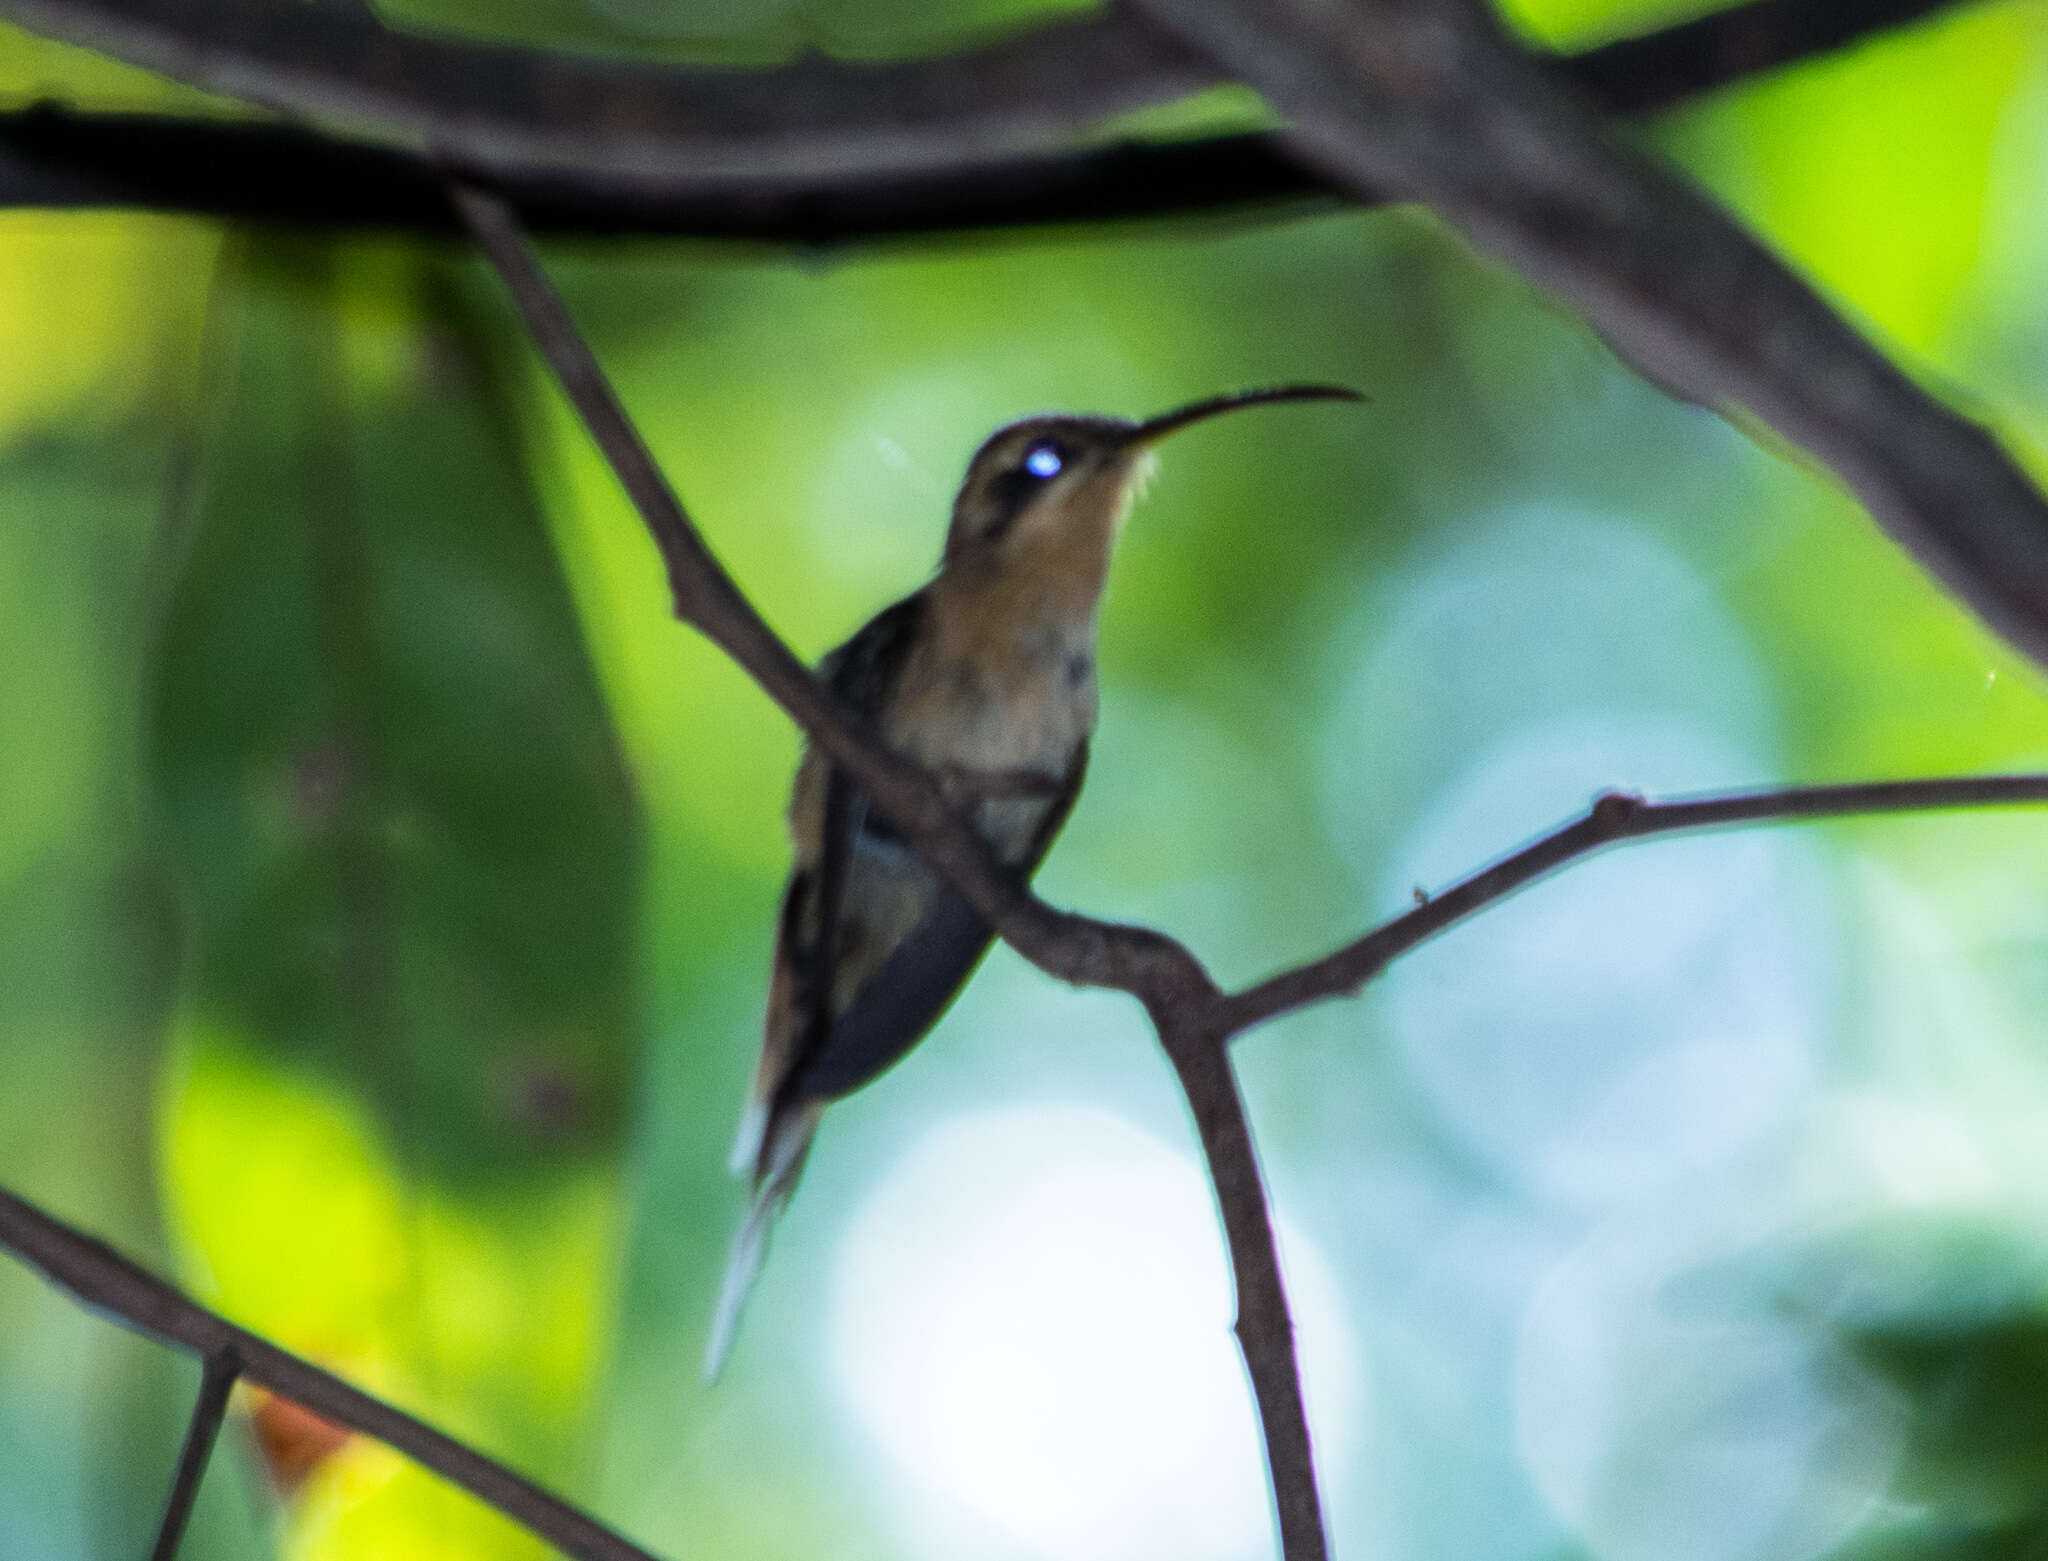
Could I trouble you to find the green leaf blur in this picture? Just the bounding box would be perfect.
[143,239,638,1555]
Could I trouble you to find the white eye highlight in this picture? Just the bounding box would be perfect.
[1025,443,1064,479]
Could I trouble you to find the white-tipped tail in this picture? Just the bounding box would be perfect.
[702,1103,819,1383]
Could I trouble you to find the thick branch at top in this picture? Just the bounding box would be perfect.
[0,0,1989,238]
[0,0,1212,183]
[1130,0,2048,673]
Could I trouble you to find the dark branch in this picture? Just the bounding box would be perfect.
[0,1185,669,1561]
[0,0,1987,240]
[0,0,1212,184]
[447,181,1216,1010]
[1130,0,2048,676]
[1220,774,2048,1034]
[1564,0,1976,112]
[0,107,1332,240]
[1160,1024,1327,1561]
[149,1348,238,1561]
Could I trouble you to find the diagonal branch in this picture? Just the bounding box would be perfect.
[0,1185,670,1561]
[1128,0,2048,673]
[0,0,1988,240]
[1563,0,1978,112]
[447,181,1213,1010]
[149,1347,238,1561]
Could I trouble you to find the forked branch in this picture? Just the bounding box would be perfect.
[452,177,1329,1554]
[8,763,2048,1561]
[0,1185,667,1561]
[148,1347,237,1561]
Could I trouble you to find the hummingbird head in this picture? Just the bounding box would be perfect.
[941,384,1363,568]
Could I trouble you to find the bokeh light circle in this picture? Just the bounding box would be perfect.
[1516,1207,1906,1561]
[829,1103,1356,1561]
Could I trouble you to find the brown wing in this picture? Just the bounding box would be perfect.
[788,741,1088,1101]
[733,594,928,1177]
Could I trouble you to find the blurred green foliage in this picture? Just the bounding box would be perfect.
[143,240,638,1556]
[8,2,2048,1560]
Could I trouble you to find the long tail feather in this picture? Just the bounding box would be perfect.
[702,1193,775,1384]
[703,1104,818,1383]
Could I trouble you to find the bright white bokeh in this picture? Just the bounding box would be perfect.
[828,1103,1356,1561]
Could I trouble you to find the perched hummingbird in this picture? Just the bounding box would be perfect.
[705,384,1363,1378]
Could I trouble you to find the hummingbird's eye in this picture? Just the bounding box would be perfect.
[972,434,1073,547]
[1023,442,1065,480]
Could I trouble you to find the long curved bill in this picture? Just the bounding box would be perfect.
[1123,383,1365,448]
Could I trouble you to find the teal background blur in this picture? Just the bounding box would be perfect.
[8,1,2048,1557]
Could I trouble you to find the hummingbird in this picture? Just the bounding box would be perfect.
[705,384,1363,1378]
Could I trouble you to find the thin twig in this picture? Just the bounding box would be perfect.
[149,1347,239,1561]
[1160,1020,1326,1561]
[0,1186,668,1561]
[0,0,1984,240]
[1220,775,2048,1034]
